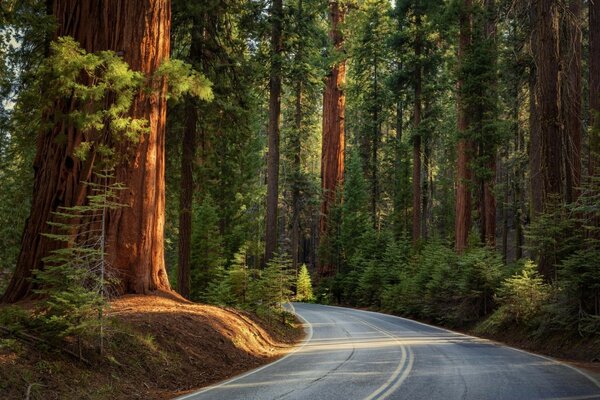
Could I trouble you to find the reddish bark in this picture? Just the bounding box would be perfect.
[319,1,346,277]
[532,0,561,280]
[455,0,473,253]
[2,0,172,302]
[265,0,283,263]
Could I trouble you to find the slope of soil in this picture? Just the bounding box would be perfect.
[0,291,304,400]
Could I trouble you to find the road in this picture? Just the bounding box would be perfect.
[177,303,600,400]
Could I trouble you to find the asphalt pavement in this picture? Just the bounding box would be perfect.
[176,302,600,400]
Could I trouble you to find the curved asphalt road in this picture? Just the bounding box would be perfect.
[177,303,600,400]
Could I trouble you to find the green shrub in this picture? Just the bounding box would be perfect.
[295,264,314,302]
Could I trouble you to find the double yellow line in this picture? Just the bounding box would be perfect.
[341,312,415,400]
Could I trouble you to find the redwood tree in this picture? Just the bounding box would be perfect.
[265,0,283,263]
[532,0,561,279]
[2,0,172,302]
[455,0,473,253]
[319,0,346,277]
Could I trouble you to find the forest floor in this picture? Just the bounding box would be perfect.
[0,291,304,400]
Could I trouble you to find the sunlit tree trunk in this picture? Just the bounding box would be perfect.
[2,0,172,302]
[319,0,346,278]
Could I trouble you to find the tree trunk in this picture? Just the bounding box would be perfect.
[265,0,283,263]
[412,11,422,244]
[532,0,561,280]
[291,78,303,271]
[482,0,497,247]
[589,0,599,176]
[455,0,473,253]
[3,0,172,303]
[529,66,543,216]
[319,1,346,278]
[177,99,197,299]
[561,0,582,202]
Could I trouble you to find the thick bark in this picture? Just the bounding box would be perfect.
[589,0,599,176]
[412,12,422,244]
[265,0,283,263]
[532,0,561,279]
[319,1,346,277]
[3,0,172,302]
[177,99,197,299]
[561,0,582,202]
[455,0,473,253]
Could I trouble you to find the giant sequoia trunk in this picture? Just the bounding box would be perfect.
[532,0,561,279]
[455,0,473,253]
[319,1,346,277]
[2,0,172,302]
[561,0,582,203]
[265,0,283,263]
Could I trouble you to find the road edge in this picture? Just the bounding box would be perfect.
[317,303,600,390]
[174,303,314,400]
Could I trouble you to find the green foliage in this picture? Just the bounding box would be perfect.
[477,261,550,333]
[203,248,295,315]
[203,245,250,306]
[155,59,213,102]
[190,194,225,300]
[253,253,295,309]
[295,264,314,302]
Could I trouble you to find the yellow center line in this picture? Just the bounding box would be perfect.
[339,314,414,400]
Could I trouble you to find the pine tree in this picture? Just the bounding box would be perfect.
[295,264,314,302]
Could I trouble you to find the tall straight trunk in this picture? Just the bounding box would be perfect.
[455,0,473,253]
[291,79,303,271]
[265,0,283,263]
[589,0,599,176]
[177,99,197,299]
[3,0,172,302]
[533,0,561,280]
[319,1,346,277]
[412,12,422,244]
[529,66,544,216]
[561,0,582,202]
[422,129,430,239]
[372,63,380,229]
[480,0,497,247]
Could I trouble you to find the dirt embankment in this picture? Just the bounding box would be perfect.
[0,291,304,400]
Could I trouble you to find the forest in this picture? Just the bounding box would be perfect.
[0,0,599,398]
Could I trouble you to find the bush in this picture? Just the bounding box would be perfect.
[477,260,550,334]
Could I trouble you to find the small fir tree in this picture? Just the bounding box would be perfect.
[295,264,314,302]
